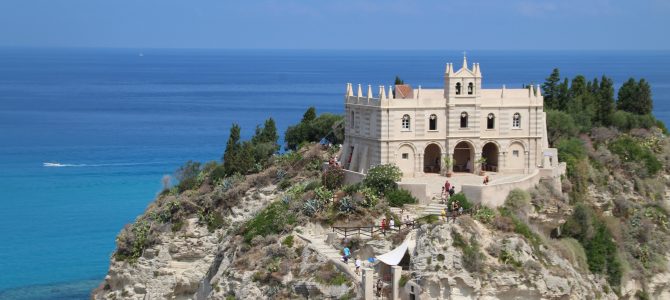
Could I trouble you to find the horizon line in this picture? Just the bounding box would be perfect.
[0,45,669,52]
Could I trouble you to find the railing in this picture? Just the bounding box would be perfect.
[331,221,419,239]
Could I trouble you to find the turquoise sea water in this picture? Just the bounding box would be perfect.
[0,48,669,299]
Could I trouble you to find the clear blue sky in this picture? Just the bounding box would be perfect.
[0,0,668,50]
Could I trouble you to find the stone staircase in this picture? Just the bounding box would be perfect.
[296,233,360,282]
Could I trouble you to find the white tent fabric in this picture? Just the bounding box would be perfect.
[376,241,409,266]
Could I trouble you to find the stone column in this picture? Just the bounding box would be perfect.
[362,268,374,300]
[391,266,402,300]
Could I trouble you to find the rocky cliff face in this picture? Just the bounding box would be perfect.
[94,137,670,299]
[410,219,616,299]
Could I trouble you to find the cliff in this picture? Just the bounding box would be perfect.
[94,128,670,299]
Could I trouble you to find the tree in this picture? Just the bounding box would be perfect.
[616,78,653,115]
[546,110,578,147]
[285,108,344,150]
[569,75,587,99]
[557,78,570,111]
[596,75,615,126]
[542,68,561,110]
[637,79,653,115]
[302,107,316,123]
[394,76,404,85]
[222,124,241,173]
[363,164,403,195]
[617,78,638,114]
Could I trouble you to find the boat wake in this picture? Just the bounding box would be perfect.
[43,162,162,168]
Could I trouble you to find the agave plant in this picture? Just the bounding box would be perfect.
[339,196,355,213]
[302,198,324,217]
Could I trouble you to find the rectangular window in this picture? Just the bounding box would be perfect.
[402,153,409,159]
[513,150,519,157]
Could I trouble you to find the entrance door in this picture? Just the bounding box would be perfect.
[423,144,441,173]
[453,141,474,173]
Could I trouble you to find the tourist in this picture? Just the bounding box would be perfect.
[441,207,447,222]
[343,246,352,263]
[459,205,464,216]
[483,175,489,185]
[466,158,472,173]
[449,186,455,197]
[389,218,395,230]
[444,180,451,193]
[355,257,361,275]
[381,218,387,235]
[376,278,383,297]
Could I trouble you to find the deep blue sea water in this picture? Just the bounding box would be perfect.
[0,48,669,299]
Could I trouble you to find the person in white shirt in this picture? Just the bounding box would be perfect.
[389,218,395,230]
[355,257,361,275]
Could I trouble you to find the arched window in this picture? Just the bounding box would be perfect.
[350,111,355,128]
[402,114,411,130]
[455,82,462,95]
[468,82,474,95]
[487,113,495,129]
[429,114,437,131]
[512,112,521,128]
[460,112,468,128]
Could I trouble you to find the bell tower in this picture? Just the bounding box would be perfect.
[444,53,482,101]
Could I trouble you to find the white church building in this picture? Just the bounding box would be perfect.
[339,56,560,179]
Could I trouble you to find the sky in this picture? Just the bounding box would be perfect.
[0,0,668,50]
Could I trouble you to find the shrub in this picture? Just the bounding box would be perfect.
[399,274,409,287]
[608,136,661,176]
[357,187,379,207]
[243,201,296,243]
[386,188,417,207]
[557,137,587,178]
[114,220,154,262]
[504,189,531,216]
[322,165,345,190]
[562,204,621,287]
[175,160,202,192]
[473,207,496,224]
[448,193,472,210]
[314,186,334,202]
[282,235,294,248]
[363,164,402,194]
[198,209,226,232]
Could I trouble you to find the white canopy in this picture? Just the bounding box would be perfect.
[376,241,409,266]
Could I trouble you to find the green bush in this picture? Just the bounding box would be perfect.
[557,138,587,177]
[504,189,531,214]
[282,235,294,248]
[243,201,296,243]
[357,186,379,207]
[385,188,417,207]
[114,220,154,262]
[175,160,202,192]
[363,164,402,195]
[285,107,344,150]
[322,165,345,190]
[314,186,334,202]
[562,204,621,287]
[609,136,662,176]
[448,193,472,210]
[198,209,226,232]
[473,207,496,224]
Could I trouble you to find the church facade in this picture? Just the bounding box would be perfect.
[340,56,557,178]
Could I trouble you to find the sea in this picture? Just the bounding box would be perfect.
[0,48,669,299]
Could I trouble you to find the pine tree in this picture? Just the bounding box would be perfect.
[569,75,587,99]
[394,76,404,85]
[557,78,570,111]
[222,123,242,174]
[597,76,615,126]
[638,79,653,115]
[542,68,561,110]
[302,107,316,123]
[617,78,638,114]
